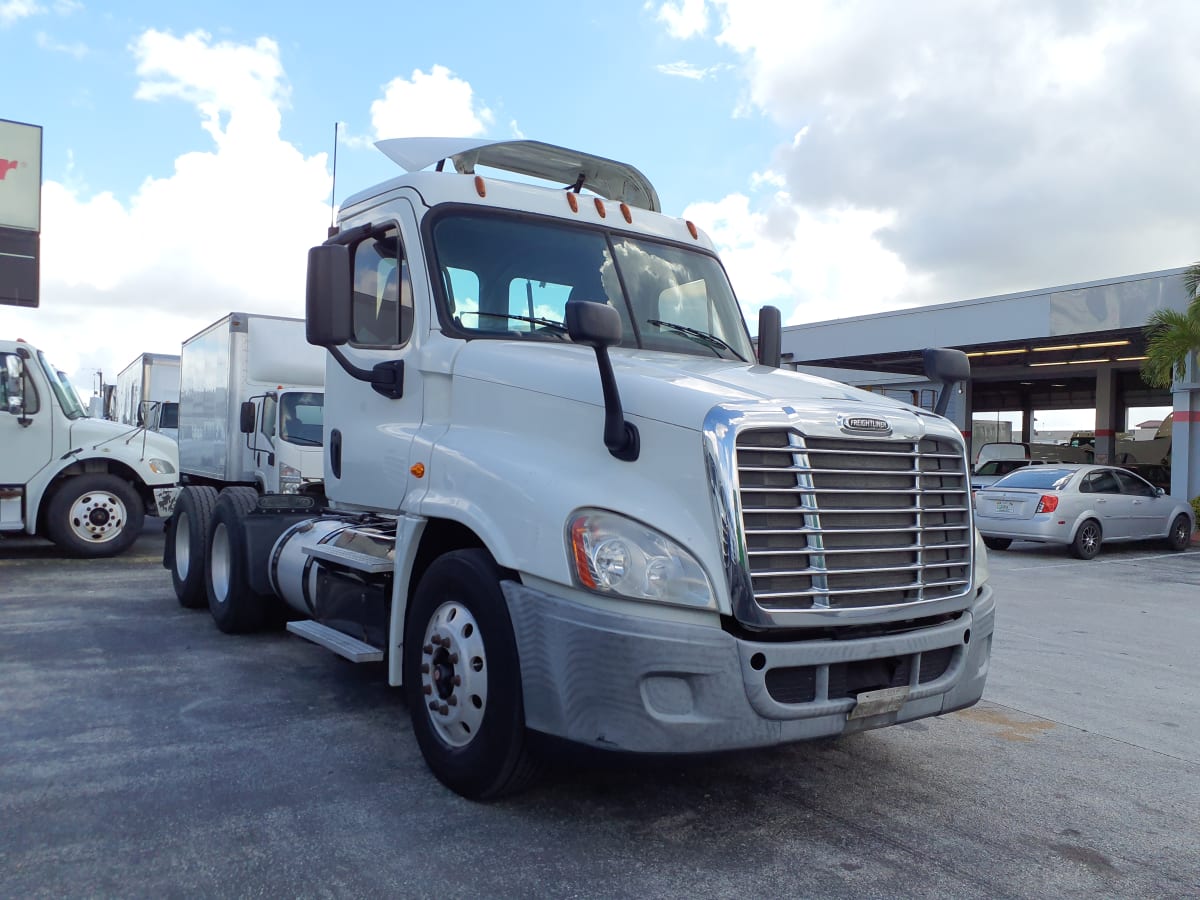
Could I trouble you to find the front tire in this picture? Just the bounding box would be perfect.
[206,487,272,634]
[45,474,144,558]
[167,486,219,608]
[983,537,1012,551]
[1166,513,1192,552]
[1069,519,1102,560]
[403,549,540,801]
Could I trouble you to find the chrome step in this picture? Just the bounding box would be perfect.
[286,620,384,663]
[303,543,393,574]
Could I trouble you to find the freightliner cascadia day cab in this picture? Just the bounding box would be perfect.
[1,338,179,556]
[177,313,325,496]
[164,138,995,800]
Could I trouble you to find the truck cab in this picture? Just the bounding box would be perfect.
[240,387,324,493]
[1,339,179,556]
[167,139,993,801]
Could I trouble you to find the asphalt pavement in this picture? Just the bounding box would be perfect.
[1,523,1198,898]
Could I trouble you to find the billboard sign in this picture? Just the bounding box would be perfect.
[0,118,42,307]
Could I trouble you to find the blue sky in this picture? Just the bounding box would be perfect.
[2,0,1197,429]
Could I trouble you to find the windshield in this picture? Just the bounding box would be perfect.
[279,391,324,446]
[39,353,86,420]
[432,212,755,362]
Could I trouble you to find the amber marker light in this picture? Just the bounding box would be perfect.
[594,198,606,217]
[620,202,632,223]
[410,463,426,478]
[570,519,597,589]
[686,220,699,240]
[474,176,486,198]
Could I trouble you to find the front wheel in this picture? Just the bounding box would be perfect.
[1166,514,1192,552]
[982,537,1012,552]
[1069,519,1102,560]
[403,549,540,801]
[45,474,144,557]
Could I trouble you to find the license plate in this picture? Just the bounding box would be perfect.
[993,499,1014,514]
[848,685,910,720]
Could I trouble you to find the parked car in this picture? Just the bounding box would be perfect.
[974,464,1194,559]
[1119,462,1171,492]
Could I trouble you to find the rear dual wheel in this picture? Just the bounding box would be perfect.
[167,486,219,608]
[206,487,274,634]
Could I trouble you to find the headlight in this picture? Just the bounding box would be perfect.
[973,527,990,591]
[567,509,715,609]
[147,458,176,475]
[280,463,302,494]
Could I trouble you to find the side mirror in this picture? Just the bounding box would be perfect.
[565,299,621,347]
[1157,487,1166,497]
[239,401,256,434]
[757,306,782,368]
[306,244,353,347]
[922,348,971,417]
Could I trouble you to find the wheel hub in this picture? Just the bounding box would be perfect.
[68,491,127,543]
[420,601,488,748]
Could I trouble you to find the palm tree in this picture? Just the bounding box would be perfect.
[1142,263,1200,388]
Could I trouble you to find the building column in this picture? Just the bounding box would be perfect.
[1020,392,1034,444]
[1094,365,1118,464]
[1170,353,1200,503]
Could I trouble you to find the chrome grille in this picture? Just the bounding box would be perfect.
[737,429,971,612]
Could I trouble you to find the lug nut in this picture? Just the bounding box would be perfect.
[423,685,432,695]
[452,675,462,686]
[447,696,458,706]
[439,703,449,716]
[422,644,433,655]
[420,663,430,674]
[448,653,459,664]
[428,701,438,711]
[431,634,443,646]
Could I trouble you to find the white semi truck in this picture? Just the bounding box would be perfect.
[1,338,179,556]
[177,313,325,495]
[115,352,181,440]
[164,138,994,800]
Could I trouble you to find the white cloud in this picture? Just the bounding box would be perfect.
[35,30,86,57]
[369,65,495,141]
[666,0,1200,318]
[656,60,727,80]
[656,0,710,39]
[1,0,44,26]
[3,29,331,387]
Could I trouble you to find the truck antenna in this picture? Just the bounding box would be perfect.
[329,122,339,238]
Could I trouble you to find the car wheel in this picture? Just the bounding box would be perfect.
[45,474,144,558]
[206,488,273,634]
[1166,514,1192,552]
[1069,519,1102,560]
[403,548,541,801]
[983,537,1012,551]
[167,486,219,608]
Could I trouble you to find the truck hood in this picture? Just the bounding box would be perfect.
[71,418,180,463]
[451,340,931,432]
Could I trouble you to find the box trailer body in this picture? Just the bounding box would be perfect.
[2,338,178,556]
[164,138,995,801]
[115,352,181,440]
[178,313,324,494]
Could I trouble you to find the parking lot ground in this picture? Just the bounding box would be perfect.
[1,525,1198,898]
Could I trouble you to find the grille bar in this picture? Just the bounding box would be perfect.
[736,428,972,613]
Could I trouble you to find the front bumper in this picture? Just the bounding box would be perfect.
[504,582,995,754]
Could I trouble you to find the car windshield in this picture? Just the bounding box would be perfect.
[992,468,1075,490]
[431,211,755,362]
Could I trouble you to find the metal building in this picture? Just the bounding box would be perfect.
[781,267,1200,502]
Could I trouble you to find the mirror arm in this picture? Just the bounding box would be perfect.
[591,346,640,462]
[328,346,405,400]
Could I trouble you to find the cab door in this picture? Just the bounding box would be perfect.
[322,199,426,512]
[0,351,52,528]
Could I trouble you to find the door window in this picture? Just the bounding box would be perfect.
[350,227,412,346]
[0,353,39,414]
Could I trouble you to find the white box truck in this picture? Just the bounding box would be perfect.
[164,138,994,800]
[2,338,179,556]
[115,352,181,440]
[178,313,324,495]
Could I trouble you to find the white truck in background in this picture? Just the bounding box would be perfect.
[1,338,179,556]
[115,352,181,440]
[164,138,993,801]
[178,313,324,496]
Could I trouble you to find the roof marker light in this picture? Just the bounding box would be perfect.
[686,220,699,240]
[620,202,632,224]
[594,198,606,218]
[567,193,579,213]
[474,176,486,198]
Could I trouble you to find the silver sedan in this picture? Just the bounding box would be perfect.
[974,464,1195,559]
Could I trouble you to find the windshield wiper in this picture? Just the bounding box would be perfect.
[468,312,570,337]
[646,319,746,361]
